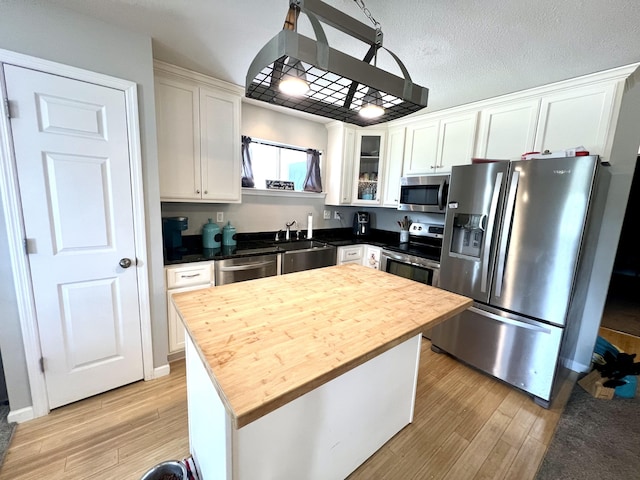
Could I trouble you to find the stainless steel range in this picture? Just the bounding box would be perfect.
[381,222,443,288]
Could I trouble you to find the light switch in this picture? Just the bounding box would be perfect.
[323,210,331,220]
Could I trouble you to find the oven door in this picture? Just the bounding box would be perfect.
[381,250,440,287]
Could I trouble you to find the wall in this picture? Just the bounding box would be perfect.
[0,1,166,411]
[567,67,640,370]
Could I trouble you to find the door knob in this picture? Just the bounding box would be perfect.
[119,258,132,268]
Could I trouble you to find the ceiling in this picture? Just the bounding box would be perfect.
[46,0,640,120]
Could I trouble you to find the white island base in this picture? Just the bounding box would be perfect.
[185,333,422,480]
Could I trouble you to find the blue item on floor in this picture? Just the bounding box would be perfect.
[615,374,638,398]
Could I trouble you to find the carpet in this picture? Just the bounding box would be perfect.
[0,403,16,468]
[535,383,640,480]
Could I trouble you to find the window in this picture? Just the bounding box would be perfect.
[243,138,322,192]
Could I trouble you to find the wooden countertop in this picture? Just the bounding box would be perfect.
[172,264,471,428]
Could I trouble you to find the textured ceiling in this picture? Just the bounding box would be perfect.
[44,0,640,117]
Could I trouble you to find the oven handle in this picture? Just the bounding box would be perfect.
[381,250,440,270]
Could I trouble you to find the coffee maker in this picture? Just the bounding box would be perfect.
[353,211,371,236]
[162,216,188,260]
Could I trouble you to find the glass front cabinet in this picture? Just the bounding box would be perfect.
[352,130,386,204]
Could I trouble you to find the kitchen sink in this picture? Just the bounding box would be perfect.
[273,240,331,251]
[277,241,337,274]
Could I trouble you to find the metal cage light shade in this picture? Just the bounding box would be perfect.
[360,87,385,119]
[246,0,428,127]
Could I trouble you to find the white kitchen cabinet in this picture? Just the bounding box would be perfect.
[325,122,356,205]
[364,245,381,270]
[381,127,405,207]
[403,111,478,174]
[475,98,541,160]
[534,82,619,156]
[155,63,241,203]
[166,262,214,354]
[403,119,439,174]
[352,130,386,205]
[337,245,364,265]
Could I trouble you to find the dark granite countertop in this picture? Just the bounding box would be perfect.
[163,228,400,265]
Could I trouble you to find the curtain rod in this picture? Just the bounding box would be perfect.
[248,137,323,154]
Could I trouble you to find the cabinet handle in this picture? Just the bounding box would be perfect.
[204,190,208,194]
[430,166,435,169]
[181,273,201,278]
[196,189,200,194]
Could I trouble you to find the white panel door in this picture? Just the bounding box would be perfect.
[403,120,439,174]
[534,83,617,155]
[155,75,201,200]
[200,86,241,202]
[4,64,143,409]
[475,99,540,160]
[437,111,478,171]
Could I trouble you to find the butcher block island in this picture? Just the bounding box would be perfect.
[172,264,471,480]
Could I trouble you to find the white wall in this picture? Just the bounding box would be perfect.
[0,1,166,410]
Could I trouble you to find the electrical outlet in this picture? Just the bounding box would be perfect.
[216,212,224,223]
[323,210,331,220]
[334,211,341,220]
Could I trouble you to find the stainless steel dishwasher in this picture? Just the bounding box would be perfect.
[214,254,278,285]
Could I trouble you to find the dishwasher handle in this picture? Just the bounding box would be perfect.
[217,260,275,272]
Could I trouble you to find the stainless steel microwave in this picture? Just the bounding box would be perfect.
[398,175,449,213]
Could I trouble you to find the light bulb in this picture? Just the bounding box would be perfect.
[278,58,309,96]
[359,88,385,119]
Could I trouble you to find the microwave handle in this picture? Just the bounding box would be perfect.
[438,179,446,210]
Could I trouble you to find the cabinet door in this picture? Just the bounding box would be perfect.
[353,130,386,204]
[363,245,381,270]
[200,87,241,202]
[534,83,617,155]
[167,283,211,353]
[338,245,364,265]
[382,127,405,207]
[325,123,355,205]
[155,75,201,200]
[476,99,540,160]
[437,112,478,171]
[403,120,439,175]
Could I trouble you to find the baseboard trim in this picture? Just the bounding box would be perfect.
[8,406,34,424]
[153,364,170,379]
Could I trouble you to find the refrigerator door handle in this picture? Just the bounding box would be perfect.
[468,306,552,333]
[495,170,519,297]
[480,172,503,293]
[437,178,446,210]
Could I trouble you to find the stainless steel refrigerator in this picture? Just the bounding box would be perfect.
[432,156,609,406]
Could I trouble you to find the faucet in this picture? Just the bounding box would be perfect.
[275,229,284,241]
[285,220,296,241]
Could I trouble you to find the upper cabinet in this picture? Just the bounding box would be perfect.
[403,111,478,175]
[475,98,540,160]
[533,83,618,156]
[325,122,356,205]
[155,62,242,203]
[352,130,386,205]
[382,127,405,207]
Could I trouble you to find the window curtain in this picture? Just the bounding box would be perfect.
[241,135,255,188]
[303,149,322,193]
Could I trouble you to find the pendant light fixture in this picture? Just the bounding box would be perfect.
[246,0,428,127]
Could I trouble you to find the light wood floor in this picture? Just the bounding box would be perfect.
[3,331,638,480]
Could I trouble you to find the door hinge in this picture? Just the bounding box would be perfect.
[39,357,45,373]
[4,98,11,119]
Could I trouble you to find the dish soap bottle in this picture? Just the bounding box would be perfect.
[222,221,237,247]
[202,219,221,249]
